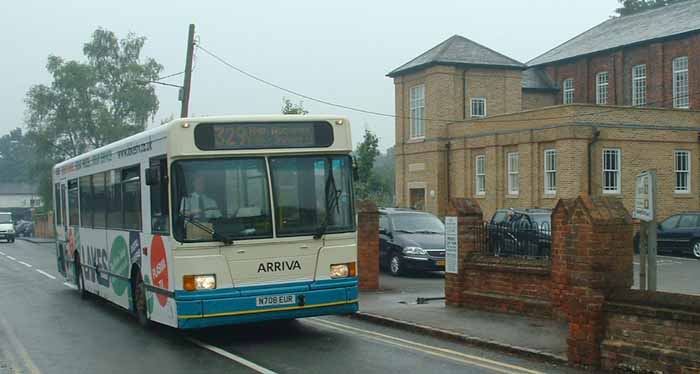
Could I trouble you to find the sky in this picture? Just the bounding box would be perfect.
[0,0,619,151]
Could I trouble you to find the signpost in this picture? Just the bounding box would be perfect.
[445,216,458,274]
[632,170,657,291]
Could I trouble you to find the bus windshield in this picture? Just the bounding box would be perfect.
[269,155,354,237]
[172,155,354,243]
[173,158,273,242]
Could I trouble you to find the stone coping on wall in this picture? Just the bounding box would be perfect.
[464,254,551,275]
[606,290,700,324]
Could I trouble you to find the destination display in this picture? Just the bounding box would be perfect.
[195,121,334,150]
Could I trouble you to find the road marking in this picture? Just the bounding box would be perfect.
[36,269,56,280]
[308,318,545,374]
[187,337,277,374]
[0,250,5,255]
[0,316,42,374]
[6,256,16,260]
[18,261,32,268]
[63,282,77,290]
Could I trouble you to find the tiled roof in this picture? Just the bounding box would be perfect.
[522,68,558,90]
[528,0,700,66]
[387,35,526,77]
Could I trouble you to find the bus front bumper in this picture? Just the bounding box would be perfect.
[175,278,359,329]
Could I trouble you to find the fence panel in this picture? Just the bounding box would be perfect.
[474,221,551,259]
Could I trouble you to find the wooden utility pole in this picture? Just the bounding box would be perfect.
[180,24,195,118]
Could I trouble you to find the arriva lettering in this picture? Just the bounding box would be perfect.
[257,260,302,273]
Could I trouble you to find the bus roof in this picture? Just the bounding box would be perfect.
[53,114,351,173]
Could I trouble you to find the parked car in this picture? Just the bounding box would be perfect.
[487,208,551,257]
[378,208,445,276]
[634,211,700,259]
[0,212,15,243]
[15,220,34,237]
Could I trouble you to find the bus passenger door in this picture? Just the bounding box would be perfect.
[55,182,68,276]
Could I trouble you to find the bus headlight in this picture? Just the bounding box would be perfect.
[330,262,356,279]
[183,274,216,291]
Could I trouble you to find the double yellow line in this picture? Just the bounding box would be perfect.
[307,318,548,374]
[0,316,42,374]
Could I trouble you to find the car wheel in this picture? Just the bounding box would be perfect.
[389,255,403,276]
[691,240,700,260]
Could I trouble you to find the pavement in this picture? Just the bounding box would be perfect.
[17,236,55,244]
[357,273,568,363]
[0,239,585,374]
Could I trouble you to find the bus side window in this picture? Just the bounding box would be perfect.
[68,179,79,226]
[54,183,63,226]
[122,166,142,231]
[149,156,169,235]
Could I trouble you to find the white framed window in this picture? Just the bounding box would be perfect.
[563,79,574,104]
[632,64,646,107]
[409,85,425,139]
[673,56,689,109]
[675,150,690,193]
[475,155,486,196]
[507,152,519,195]
[544,149,557,195]
[596,72,609,105]
[471,98,487,118]
[602,149,621,194]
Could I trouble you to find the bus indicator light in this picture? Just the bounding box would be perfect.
[183,274,216,291]
[330,262,356,279]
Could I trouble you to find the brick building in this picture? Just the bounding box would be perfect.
[389,1,700,219]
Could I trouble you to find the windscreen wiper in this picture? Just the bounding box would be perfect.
[314,163,341,240]
[183,216,234,245]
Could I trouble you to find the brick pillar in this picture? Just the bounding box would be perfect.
[444,198,483,307]
[551,194,633,367]
[357,200,379,291]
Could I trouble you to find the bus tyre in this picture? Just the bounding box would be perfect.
[133,272,150,328]
[74,254,88,300]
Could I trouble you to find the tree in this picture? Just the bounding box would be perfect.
[354,129,380,201]
[281,98,309,114]
[25,28,163,207]
[615,0,688,16]
[0,128,34,184]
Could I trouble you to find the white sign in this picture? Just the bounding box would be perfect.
[633,171,655,222]
[445,216,458,274]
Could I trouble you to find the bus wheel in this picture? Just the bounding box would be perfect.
[74,254,88,300]
[133,272,150,327]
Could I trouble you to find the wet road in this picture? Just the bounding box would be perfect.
[0,239,585,374]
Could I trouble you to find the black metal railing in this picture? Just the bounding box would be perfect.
[475,221,551,259]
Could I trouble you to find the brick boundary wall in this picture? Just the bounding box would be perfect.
[357,200,379,291]
[552,194,633,367]
[461,256,553,318]
[601,290,700,373]
[444,198,483,306]
[33,211,55,239]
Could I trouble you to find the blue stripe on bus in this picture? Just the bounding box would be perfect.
[173,277,358,301]
[174,278,359,328]
[177,302,358,329]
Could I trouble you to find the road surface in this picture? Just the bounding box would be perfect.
[0,239,585,374]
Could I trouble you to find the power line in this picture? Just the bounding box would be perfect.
[157,71,185,81]
[195,42,697,126]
